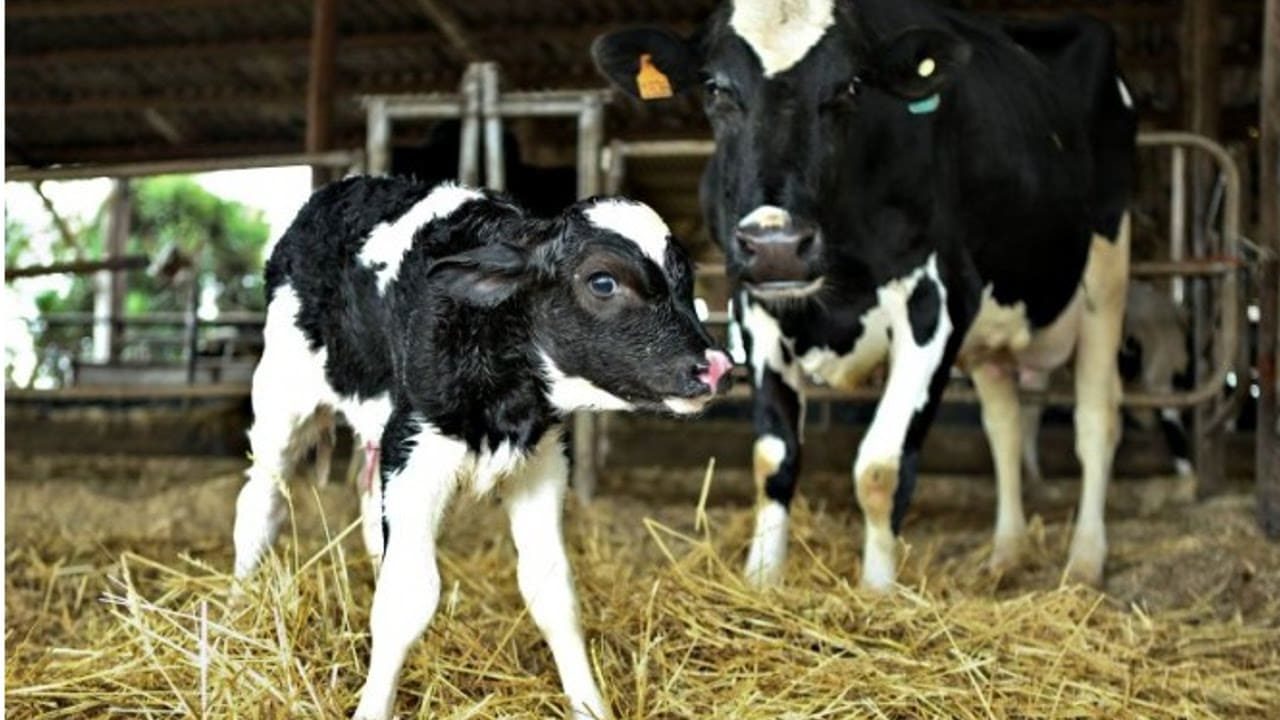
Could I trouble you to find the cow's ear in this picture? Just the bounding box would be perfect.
[868,28,971,102]
[428,243,532,307]
[592,28,699,101]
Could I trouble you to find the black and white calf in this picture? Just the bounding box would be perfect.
[231,176,731,720]
[595,0,1137,589]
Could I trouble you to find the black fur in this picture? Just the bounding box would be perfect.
[265,176,721,479]
[595,2,1137,529]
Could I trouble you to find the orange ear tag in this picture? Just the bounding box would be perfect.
[636,53,673,100]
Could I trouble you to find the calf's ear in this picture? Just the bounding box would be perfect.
[867,28,971,102]
[428,243,531,308]
[592,28,699,101]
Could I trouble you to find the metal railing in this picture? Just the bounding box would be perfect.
[595,131,1254,490]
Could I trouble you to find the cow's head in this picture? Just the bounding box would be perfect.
[430,197,732,415]
[593,0,970,302]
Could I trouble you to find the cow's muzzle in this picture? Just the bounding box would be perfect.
[734,207,823,297]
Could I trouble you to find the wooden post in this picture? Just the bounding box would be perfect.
[1257,0,1280,537]
[305,0,337,189]
[1182,0,1226,493]
[92,179,130,364]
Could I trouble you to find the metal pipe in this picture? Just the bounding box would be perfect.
[481,62,506,191]
[604,139,627,195]
[1171,146,1187,303]
[6,150,361,182]
[576,93,604,199]
[366,97,391,176]
[458,63,482,186]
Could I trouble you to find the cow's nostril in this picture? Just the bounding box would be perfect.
[735,231,758,256]
[796,232,818,259]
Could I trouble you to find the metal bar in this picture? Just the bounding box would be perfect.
[39,311,264,327]
[6,150,359,182]
[604,139,627,195]
[481,62,505,191]
[1171,146,1187,303]
[573,89,607,502]
[1258,0,1280,537]
[366,98,391,176]
[458,64,482,186]
[183,275,201,385]
[93,179,130,364]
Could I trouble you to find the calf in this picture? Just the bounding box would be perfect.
[231,176,731,720]
[594,1,1136,589]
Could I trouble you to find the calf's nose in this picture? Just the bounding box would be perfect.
[695,349,734,392]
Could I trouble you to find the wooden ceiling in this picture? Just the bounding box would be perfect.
[5,0,1266,170]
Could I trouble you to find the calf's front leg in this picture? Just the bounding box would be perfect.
[504,429,608,719]
[854,255,953,591]
[352,419,465,720]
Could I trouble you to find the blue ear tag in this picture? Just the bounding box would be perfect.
[908,93,941,115]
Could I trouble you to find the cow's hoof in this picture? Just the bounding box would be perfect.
[858,572,896,594]
[743,556,784,590]
[987,531,1026,575]
[1064,531,1106,588]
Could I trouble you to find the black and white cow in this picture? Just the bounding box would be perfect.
[231,176,732,720]
[594,0,1137,589]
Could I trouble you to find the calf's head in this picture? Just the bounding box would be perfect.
[593,0,970,301]
[429,197,731,415]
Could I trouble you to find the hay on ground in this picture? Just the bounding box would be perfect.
[5,460,1280,719]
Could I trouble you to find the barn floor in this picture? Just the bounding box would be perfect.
[6,453,1280,718]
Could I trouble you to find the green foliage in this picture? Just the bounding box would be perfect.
[11,177,273,385]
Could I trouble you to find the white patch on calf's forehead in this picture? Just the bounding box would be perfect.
[358,182,483,293]
[583,199,671,267]
[731,0,835,77]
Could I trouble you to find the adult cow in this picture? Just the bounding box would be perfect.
[594,0,1136,589]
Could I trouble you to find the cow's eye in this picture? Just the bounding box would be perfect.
[587,272,618,298]
[846,77,862,97]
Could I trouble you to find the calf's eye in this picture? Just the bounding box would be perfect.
[587,272,619,298]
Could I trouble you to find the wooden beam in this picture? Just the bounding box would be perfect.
[6,0,294,19]
[6,255,150,281]
[1257,0,1280,537]
[6,149,360,182]
[414,0,481,63]
[305,0,338,188]
[141,108,186,145]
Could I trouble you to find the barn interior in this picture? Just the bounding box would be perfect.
[6,1,1280,717]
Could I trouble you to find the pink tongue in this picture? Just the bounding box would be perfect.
[699,350,732,390]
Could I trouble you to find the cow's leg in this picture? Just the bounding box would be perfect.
[855,257,953,591]
[1019,370,1050,486]
[743,366,803,588]
[353,419,465,720]
[504,429,608,720]
[972,363,1027,572]
[1066,219,1130,587]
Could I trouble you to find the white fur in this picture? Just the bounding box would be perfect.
[470,441,528,497]
[354,422,466,720]
[358,183,483,293]
[730,0,835,77]
[540,352,634,412]
[663,396,711,415]
[744,500,790,588]
[798,304,892,390]
[860,523,898,591]
[1116,77,1134,110]
[738,205,792,230]
[503,429,607,719]
[583,198,671,267]
[854,254,952,481]
[233,285,396,578]
[742,300,794,388]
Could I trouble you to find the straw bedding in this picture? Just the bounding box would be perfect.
[6,455,1280,718]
